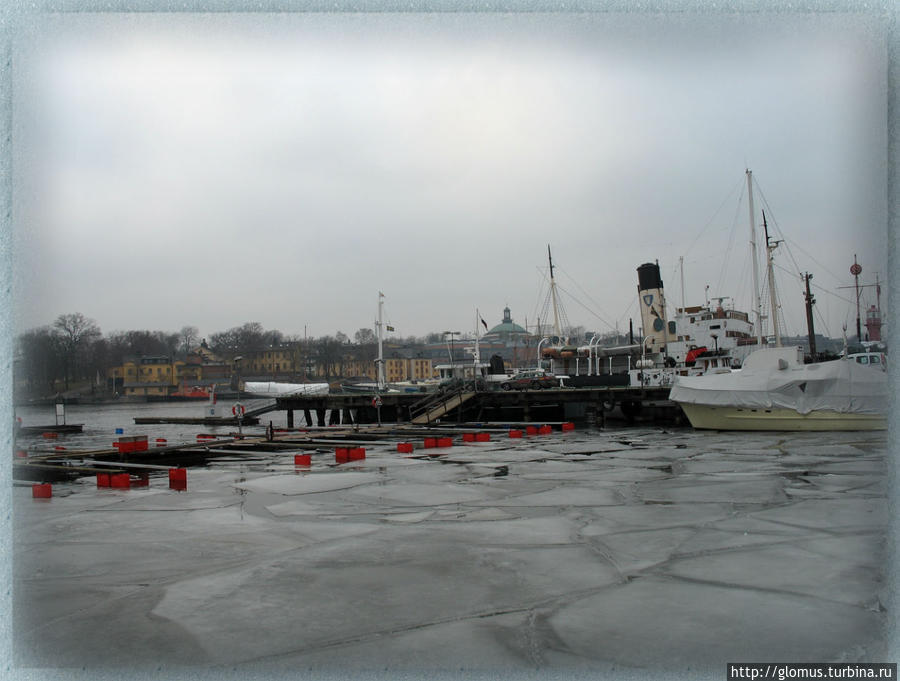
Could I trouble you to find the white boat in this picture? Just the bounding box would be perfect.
[669,345,887,431]
[670,169,888,431]
[242,381,330,397]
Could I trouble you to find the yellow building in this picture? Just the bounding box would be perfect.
[241,348,296,376]
[120,356,185,398]
[385,358,433,382]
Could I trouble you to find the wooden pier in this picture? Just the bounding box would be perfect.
[271,384,681,428]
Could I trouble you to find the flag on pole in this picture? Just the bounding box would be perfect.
[480,317,488,331]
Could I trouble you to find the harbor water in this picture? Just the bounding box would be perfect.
[11,401,891,675]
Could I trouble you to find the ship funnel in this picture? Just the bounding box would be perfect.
[637,262,671,354]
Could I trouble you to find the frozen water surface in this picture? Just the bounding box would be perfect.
[12,424,889,674]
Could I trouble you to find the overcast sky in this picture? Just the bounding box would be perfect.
[11,10,890,344]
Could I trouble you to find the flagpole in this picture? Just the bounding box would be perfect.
[376,292,385,391]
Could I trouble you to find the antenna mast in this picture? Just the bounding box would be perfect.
[376,292,385,391]
[763,211,782,347]
[548,244,563,340]
[746,170,764,346]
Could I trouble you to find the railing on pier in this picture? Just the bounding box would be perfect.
[243,400,280,418]
[409,380,478,425]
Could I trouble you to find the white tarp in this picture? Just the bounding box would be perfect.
[243,381,330,397]
[670,348,887,416]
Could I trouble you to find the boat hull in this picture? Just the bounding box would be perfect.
[678,402,887,431]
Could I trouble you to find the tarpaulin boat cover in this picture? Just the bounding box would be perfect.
[243,382,330,397]
[670,346,887,415]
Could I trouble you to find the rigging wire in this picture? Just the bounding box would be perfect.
[555,266,616,331]
[554,281,615,332]
[714,184,748,299]
[681,175,745,260]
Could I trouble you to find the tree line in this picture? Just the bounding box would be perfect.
[14,312,449,398]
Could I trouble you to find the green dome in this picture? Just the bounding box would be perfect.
[486,307,527,336]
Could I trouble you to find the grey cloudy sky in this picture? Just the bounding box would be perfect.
[11,9,889,343]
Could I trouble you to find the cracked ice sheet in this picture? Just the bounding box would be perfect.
[662,535,885,607]
[422,516,583,546]
[343,481,500,506]
[549,576,884,670]
[747,497,887,530]
[471,484,625,507]
[515,459,672,483]
[233,471,382,495]
[234,610,544,671]
[151,532,620,665]
[635,476,788,505]
[798,474,885,494]
[579,503,736,535]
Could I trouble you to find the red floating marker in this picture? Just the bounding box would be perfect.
[168,468,187,490]
[462,433,476,443]
[508,429,523,438]
[562,422,575,432]
[475,433,491,442]
[538,425,553,435]
[437,437,453,448]
[155,438,167,447]
[32,483,52,498]
[131,473,150,487]
[54,445,66,451]
[423,437,437,449]
[294,454,312,466]
[110,473,130,489]
[349,447,366,461]
[42,432,58,439]
[397,442,414,454]
[526,426,538,436]
[335,447,350,463]
[97,473,111,487]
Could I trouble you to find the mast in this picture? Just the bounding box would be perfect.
[763,211,782,347]
[548,244,563,341]
[746,169,764,346]
[852,255,862,342]
[376,292,385,391]
[474,308,481,365]
[804,272,817,357]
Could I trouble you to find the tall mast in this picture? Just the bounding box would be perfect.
[852,254,862,342]
[804,272,817,357]
[474,308,481,365]
[376,292,385,391]
[548,244,562,340]
[763,211,781,347]
[746,169,764,345]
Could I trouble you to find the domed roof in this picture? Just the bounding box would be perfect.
[486,307,527,336]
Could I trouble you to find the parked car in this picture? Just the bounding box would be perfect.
[500,370,559,391]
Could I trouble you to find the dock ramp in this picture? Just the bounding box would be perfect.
[410,391,476,425]
[244,401,279,418]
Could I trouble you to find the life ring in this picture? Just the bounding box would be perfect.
[232,404,245,416]
[372,396,382,408]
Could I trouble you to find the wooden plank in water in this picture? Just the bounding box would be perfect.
[79,459,174,471]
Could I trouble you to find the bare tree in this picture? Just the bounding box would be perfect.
[15,327,64,396]
[53,313,101,390]
[354,328,376,345]
[179,325,199,357]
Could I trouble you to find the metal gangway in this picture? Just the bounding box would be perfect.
[409,382,478,425]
